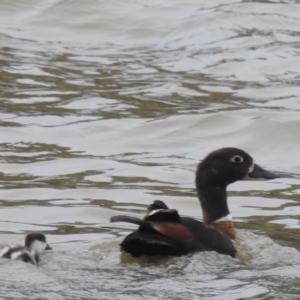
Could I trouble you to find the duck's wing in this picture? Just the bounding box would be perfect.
[110,210,193,257]
[111,214,177,257]
[112,209,193,241]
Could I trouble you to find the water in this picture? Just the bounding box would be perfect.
[0,0,300,299]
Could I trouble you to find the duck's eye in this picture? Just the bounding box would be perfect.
[231,155,243,163]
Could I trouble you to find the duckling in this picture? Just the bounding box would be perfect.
[1,232,52,265]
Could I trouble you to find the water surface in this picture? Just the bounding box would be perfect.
[0,0,300,299]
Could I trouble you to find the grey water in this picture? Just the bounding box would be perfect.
[0,0,300,299]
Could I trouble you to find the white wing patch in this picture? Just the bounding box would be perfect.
[146,209,163,217]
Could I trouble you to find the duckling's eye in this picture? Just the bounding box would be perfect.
[231,155,243,163]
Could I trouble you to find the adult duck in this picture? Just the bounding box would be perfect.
[111,147,279,258]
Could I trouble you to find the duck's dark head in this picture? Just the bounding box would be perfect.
[196,147,279,225]
[196,147,279,187]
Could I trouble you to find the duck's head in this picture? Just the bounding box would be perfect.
[24,232,52,253]
[196,147,280,227]
[196,147,279,187]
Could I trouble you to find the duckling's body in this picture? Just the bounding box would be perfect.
[111,147,279,258]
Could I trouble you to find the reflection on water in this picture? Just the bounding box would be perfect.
[0,0,300,299]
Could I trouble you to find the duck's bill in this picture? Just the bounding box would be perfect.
[248,164,280,179]
[45,244,52,250]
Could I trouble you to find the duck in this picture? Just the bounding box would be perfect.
[110,147,280,258]
[1,232,52,265]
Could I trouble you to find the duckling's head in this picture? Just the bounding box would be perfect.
[24,232,52,253]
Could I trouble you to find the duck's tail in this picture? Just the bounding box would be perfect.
[110,215,148,227]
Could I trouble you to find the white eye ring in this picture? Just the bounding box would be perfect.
[231,155,243,163]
